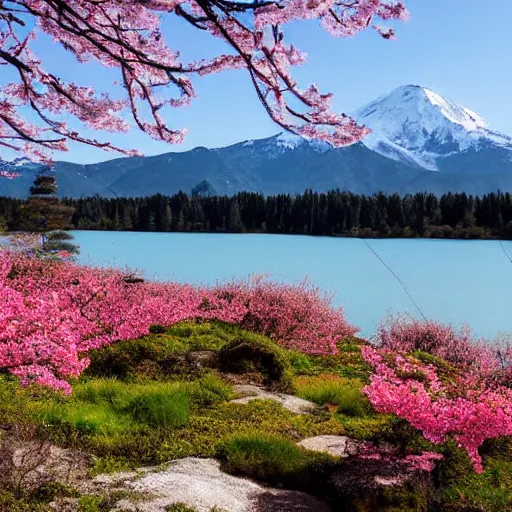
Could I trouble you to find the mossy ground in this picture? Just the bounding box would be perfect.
[1,320,512,511]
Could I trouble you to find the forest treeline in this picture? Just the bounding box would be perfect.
[2,189,512,239]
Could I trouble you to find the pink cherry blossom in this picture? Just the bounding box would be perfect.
[0,250,356,393]
[362,345,512,473]
[1,0,408,164]
[375,315,497,372]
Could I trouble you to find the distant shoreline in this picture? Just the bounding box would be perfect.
[2,189,512,241]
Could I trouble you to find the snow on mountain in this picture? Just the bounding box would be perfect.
[352,85,512,170]
[230,131,331,158]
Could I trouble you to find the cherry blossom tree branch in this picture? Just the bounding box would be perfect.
[0,0,409,165]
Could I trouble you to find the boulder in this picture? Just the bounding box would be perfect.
[297,435,360,458]
[230,385,317,415]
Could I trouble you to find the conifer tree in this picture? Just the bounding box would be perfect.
[18,169,79,258]
[161,204,173,232]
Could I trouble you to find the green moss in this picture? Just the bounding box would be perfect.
[336,415,395,440]
[78,495,105,512]
[85,336,189,380]
[410,351,462,386]
[86,320,286,381]
[77,398,343,467]
[217,433,336,492]
[218,336,292,388]
[165,504,199,512]
[22,376,234,464]
[286,338,371,381]
[0,483,78,512]
[0,492,50,512]
[440,458,512,511]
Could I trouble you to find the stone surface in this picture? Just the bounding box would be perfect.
[297,435,360,458]
[230,385,316,415]
[110,457,332,512]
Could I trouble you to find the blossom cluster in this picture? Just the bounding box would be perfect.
[376,315,497,372]
[0,251,355,393]
[362,345,512,473]
[1,0,408,162]
[355,441,444,473]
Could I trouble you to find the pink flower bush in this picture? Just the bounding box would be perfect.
[376,315,496,372]
[0,251,355,393]
[362,346,512,473]
[356,441,443,473]
[218,276,357,354]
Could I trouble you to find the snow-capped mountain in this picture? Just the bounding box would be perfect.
[3,84,512,198]
[353,85,512,170]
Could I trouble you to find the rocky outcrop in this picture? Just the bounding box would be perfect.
[98,458,332,512]
[230,385,317,415]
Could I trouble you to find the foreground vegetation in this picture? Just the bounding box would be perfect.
[2,249,512,511]
[2,320,512,511]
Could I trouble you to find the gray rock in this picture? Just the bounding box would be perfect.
[230,385,317,415]
[110,457,331,512]
[297,435,360,458]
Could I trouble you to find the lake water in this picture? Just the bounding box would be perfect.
[72,231,512,340]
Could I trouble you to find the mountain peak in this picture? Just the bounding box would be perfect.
[356,85,488,132]
[353,84,509,169]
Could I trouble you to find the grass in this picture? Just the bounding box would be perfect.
[293,374,371,417]
[125,390,190,427]
[24,375,233,439]
[0,371,344,469]
[216,432,336,491]
[3,321,512,512]
[440,458,512,511]
[287,337,371,381]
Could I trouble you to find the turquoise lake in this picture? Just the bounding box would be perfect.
[72,231,512,340]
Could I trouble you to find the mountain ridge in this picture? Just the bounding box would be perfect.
[2,85,512,198]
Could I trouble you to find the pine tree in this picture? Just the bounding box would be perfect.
[18,169,79,258]
[148,211,156,231]
[228,202,244,233]
[161,203,173,231]
[122,206,133,230]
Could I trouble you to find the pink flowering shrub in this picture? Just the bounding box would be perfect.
[0,251,355,393]
[355,441,443,473]
[219,276,357,355]
[362,346,512,473]
[376,315,496,372]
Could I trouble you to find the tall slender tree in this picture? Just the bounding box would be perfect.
[18,169,79,258]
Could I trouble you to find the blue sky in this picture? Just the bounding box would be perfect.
[4,0,512,163]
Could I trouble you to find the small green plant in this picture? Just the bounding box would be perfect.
[294,375,370,417]
[216,433,336,492]
[78,495,108,512]
[125,389,190,427]
[184,374,233,406]
[165,503,198,512]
